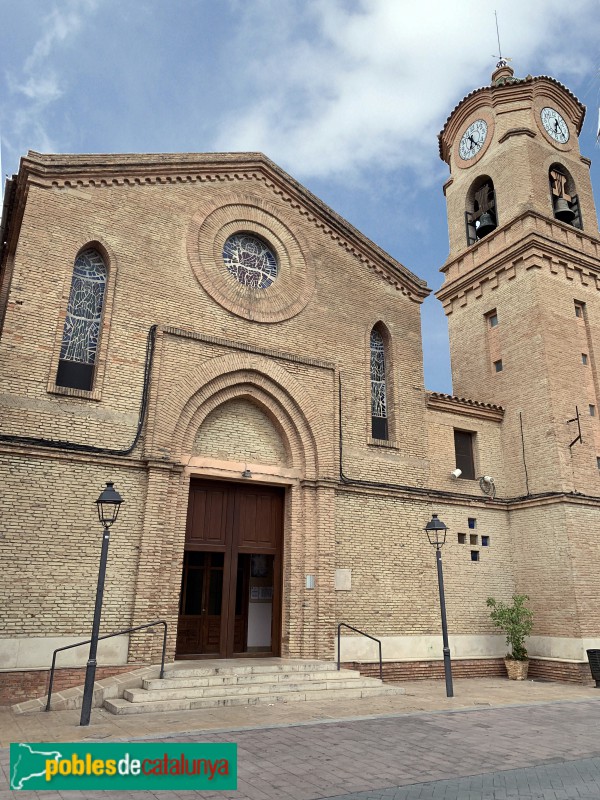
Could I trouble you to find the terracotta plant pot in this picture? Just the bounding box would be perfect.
[504,658,529,680]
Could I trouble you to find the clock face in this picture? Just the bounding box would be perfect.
[541,107,570,143]
[459,119,488,160]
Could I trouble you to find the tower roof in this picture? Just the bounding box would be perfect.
[438,72,586,162]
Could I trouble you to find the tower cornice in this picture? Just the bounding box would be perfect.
[436,210,600,312]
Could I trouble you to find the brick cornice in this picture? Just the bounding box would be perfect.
[13,151,429,303]
[436,211,600,311]
[0,442,147,470]
[506,492,600,511]
[426,392,504,421]
[160,325,336,371]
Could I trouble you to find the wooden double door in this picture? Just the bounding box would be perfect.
[176,479,284,659]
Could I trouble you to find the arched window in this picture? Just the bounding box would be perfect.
[370,327,388,440]
[56,248,107,391]
[549,165,582,229]
[465,176,497,245]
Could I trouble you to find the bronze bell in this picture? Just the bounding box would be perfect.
[477,211,496,238]
[554,197,575,223]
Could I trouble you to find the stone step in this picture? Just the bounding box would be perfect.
[125,677,384,703]
[143,669,358,691]
[162,660,334,679]
[104,685,402,715]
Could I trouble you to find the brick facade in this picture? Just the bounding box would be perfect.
[1,68,599,704]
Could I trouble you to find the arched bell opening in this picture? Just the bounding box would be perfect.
[465,176,497,245]
[549,164,582,229]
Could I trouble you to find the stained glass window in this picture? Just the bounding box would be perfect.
[370,328,388,439]
[223,233,278,289]
[56,248,107,391]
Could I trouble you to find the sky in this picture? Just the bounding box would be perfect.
[2,0,600,394]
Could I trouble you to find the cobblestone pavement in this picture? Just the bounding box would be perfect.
[1,699,599,799]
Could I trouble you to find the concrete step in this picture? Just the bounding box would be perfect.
[143,669,359,691]
[102,659,403,716]
[162,660,334,679]
[104,684,402,715]
[125,677,384,703]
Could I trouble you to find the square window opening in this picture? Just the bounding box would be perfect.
[469,534,478,545]
[371,416,388,441]
[494,359,503,372]
[481,536,490,546]
[457,533,466,544]
[468,518,476,529]
[470,550,480,562]
[56,360,95,392]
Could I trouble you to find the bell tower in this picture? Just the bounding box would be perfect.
[437,63,600,498]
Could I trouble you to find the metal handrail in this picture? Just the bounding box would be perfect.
[337,622,383,681]
[45,620,168,711]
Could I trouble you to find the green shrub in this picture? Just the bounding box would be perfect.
[486,594,534,661]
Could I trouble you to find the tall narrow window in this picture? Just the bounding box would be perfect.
[485,307,502,373]
[454,429,475,480]
[56,248,107,391]
[370,328,388,440]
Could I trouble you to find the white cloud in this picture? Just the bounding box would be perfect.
[4,0,99,159]
[214,0,600,181]
[12,74,63,104]
[24,2,97,72]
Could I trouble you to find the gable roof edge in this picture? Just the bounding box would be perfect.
[18,150,430,301]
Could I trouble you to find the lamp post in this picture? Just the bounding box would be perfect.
[79,481,123,727]
[424,513,454,698]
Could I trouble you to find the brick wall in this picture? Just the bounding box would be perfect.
[346,657,594,684]
[0,454,146,640]
[194,398,289,465]
[0,664,141,706]
[344,659,506,681]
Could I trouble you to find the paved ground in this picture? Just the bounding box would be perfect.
[320,757,600,799]
[1,679,599,798]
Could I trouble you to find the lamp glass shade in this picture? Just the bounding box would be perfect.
[96,481,124,526]
[425,513,447,547]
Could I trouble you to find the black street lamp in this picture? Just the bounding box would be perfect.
[79,481,123,727]
[424,513,454,698]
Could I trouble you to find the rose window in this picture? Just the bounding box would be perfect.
[223,233,278,289]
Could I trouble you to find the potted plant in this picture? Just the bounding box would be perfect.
[486,594,534,680]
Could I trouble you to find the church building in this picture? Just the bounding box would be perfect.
[1,63,599,703]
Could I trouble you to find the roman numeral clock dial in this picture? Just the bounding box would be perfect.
[541,107,570,143]
[459,119,488,160]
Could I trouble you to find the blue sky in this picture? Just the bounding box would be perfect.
[2,0,600,393]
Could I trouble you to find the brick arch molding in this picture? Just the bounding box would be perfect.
[168,353,324,479]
